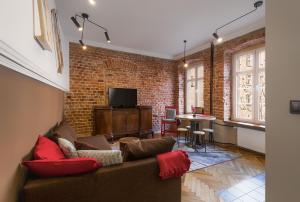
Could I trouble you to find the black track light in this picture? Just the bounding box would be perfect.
[79,40,87,50]
[213,32,218,39]
[71,17,82,31]
[212,0,263,44]
[213,32,223,43]
[105,31,111,43]
[71,13,111,49]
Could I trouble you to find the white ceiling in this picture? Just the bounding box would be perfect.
[55,0,265,59]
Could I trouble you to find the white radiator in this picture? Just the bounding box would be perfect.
[237,127,265,153]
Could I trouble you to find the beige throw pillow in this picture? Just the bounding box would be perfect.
[77,150,123,166]
[57,138,78,158]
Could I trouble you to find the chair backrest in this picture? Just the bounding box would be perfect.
[165,106,177,119]
[194,107,204,114]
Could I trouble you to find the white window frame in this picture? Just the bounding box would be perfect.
[185,64,204,113]
[232,47,265,124]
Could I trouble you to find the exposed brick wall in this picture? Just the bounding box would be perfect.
[65,43,177,136]
[65,28,265,136]
[176,28,265,120]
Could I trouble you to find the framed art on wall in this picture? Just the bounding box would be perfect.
[33,0,53,51]
[51,9,64,73]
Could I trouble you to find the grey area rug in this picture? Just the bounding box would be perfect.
[174,139,241,172]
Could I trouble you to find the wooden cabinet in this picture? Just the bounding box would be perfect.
[94,106,153,139]
[112,109,127,135]
[126,108,139,132]
[94,106,113,136]
[138,106,152,136]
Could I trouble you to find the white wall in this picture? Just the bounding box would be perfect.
[237,128,265,154]
[0,0,69,91]
[266,0,300,201]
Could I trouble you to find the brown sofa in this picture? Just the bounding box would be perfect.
[22,157,181,202]
[22,121,181,202]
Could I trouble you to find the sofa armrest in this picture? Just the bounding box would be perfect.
[22,158,181,202]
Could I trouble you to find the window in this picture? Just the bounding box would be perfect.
[233,47,265,124]
[185,65,204,113]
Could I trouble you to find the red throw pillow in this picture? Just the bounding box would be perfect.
[34,135,65,160]
[23,158,101,177]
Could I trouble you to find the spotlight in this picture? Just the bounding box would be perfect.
[217,37,223,43]
[79,40,87,50]
[213,32,223,44]
[89,0,96,5]
[78,27,83,31]
[105,31,111,43]
[71,17,81,29]
[213,32,219,39]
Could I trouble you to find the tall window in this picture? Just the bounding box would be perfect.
[185,65,204,113]
[233,47,265,124]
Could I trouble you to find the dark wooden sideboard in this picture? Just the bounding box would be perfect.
[93,106,153,139]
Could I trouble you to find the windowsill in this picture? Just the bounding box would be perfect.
[224,120,265,132]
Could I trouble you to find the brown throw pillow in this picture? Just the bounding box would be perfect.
[53,120,77,145]
[75,135,112,150]
[75,141,99,150]
[123,136,176,161]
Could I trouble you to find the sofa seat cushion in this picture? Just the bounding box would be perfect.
[53,121,77,145]
[34,135,65,160]
[75,135,112,150]
[23,158,101,177]
[77,150,123,166]
[123,136,176,161]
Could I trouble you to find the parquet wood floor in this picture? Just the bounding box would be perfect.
[181,144,265,202]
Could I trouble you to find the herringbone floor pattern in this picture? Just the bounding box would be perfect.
[182,144,265,202]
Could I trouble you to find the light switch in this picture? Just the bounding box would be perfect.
[290,100,300,114]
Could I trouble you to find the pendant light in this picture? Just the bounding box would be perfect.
[183,40,188,68]
[71,13,111,50]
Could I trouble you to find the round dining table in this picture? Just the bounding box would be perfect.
[176,114,216,122]
[176,114,216,151]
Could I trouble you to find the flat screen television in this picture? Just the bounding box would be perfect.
[108,88,137,108]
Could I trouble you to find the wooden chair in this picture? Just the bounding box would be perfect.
[161,106,178,136]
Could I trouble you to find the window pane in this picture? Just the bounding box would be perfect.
[258,71,266,121]
[186,67,196,80]
[238,53,254,72]
[186,81,196,113]
[197,65,204,78]
[233,47,266,123]
[236,73,253,120]
[238,73,253,88]
[196,79,204,107]
[237,104,253,120]
[259,50,266,69]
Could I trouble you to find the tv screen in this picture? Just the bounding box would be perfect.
[108,88,137,108]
